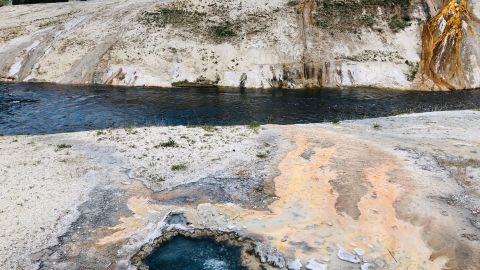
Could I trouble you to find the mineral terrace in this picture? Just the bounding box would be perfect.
[1,110,479,269]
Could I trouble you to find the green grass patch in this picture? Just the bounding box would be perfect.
[248,122,260,129]
[209,22,237,38]
[171,164,187,171]
[55,144,72,151]
[405,60,419,82]
[158,138,178,148]
[256,152,268,159]
[388,15,410,32]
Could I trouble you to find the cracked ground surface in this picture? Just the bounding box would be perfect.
[1,111,479,269]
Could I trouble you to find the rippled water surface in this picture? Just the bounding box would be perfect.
[1,83,480,135]
[143,236,246,270]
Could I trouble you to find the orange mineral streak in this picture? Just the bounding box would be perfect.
[421,0,476,89]
[95,127,450,268]
[235,127,447,267]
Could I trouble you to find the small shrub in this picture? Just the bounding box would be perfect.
[286,0,298,7]
[373,123,381,129]
[209,22,237,38]
[171,164,187,171]
[171,79,189,87]
[360,15,375,28]
[56,144,72,151]
[388,16,410,32]
[405,60,419,82]
[332,119,341,124]
[248,122,260,129]
[159,138,178,148]
[256,152,268,159]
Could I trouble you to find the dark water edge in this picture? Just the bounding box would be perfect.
[143,236,246,270]
[1,82,480,135]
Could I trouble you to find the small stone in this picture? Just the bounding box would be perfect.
[305,259,327,270]
[361,263,376,270]
[354,248,365,256]
[337,247,361,263]
[287,259,302,270]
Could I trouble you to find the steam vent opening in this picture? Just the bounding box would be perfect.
[143,236,246,270]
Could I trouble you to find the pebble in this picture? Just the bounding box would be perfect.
[305,259,327,270]
[287,259,302,270]
[361,263,375,270]
[337,247,361,263]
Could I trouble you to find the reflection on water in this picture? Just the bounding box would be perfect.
[1,82,480,135]
[143,236,246,270]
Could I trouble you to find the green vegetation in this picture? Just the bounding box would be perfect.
[362,0,410,7]
[405,60,419,82]
[248,122,260,129]
[186,124,218,132]
[0,0,11,7]
[55,144,72,151]
[388,15,410,32]
[171,164,187,171]
[256,152,268,159]
[315,0,411,32]
[140,7,205,29]
[171,80,190,87]
[360,15,375,28]
[373,123,381,129]
[332,119,341,124]
[209,22,237,38]
[159,138,178,148]
[286,0,299,7]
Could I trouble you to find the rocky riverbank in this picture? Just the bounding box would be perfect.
[0,0,479,90]
[1,110,479,269]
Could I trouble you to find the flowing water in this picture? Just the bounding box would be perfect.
[142,236,246,270]
[1,82,480,135]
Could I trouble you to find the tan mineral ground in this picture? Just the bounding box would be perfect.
[1,110,480,269]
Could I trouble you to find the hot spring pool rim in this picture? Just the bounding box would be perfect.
[130,228,265,270]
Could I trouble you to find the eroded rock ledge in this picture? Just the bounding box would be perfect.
[0,0,479,90]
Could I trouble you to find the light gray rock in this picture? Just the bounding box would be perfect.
[354,248,365,256]
[305,259,327,270]
[337,247,361,263]
[287,259,302,270]
[361,263,376,270]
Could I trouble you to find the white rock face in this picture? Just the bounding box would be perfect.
[0,0,478,90]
